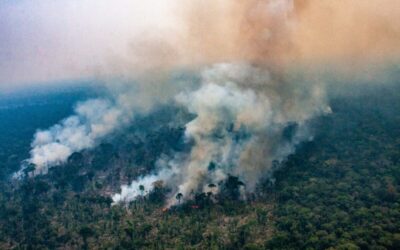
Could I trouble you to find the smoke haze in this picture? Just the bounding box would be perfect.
[10,0,399,205]
[116,0,400,73]
[2,0,399,87]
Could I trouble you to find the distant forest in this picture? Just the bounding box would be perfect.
[0,82,399,249]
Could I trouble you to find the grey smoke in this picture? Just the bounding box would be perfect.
[112,166,177,205]
[19,61,331,208]
[16,97,132,176]
[17,76,191,177]
[112,63,331,206]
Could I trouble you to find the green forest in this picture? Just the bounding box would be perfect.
[0,83,399,249]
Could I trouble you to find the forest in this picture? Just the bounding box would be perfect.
[0,82,399,249]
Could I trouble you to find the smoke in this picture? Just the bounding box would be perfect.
[18,0,399,205]
[182,0,400,64]
[292,0,400,62]
[111,63,331,206]
[112,166,177,205]
[2,0,399,86]
[16,76,188,177]
[16,97,131,176]
[106,0,400,76]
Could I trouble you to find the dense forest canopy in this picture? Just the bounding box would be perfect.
[0,80,399,249]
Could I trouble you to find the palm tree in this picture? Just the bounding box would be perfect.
[225,175,245,200]
[208,183,217,197]
[139,185,145,196]
[176,193,183,204]
[208,183,216,189]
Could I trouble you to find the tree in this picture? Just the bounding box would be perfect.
[139,185,145,196]
[223,175,245,200]
[207,183,217,198]
[23,163,36,177]
[79,226,95,250]
[176,193,183,204]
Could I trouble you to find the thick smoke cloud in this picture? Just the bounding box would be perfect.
[16,97,132,176]
[182,0,400,64]
[17,77,188,176]
[2,0,399,87]
[112,63,330,206]
[173,64,330,195]
[110,0,400,75]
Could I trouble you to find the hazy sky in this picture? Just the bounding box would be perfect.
[0,0,176,89]
[1,0,399,90]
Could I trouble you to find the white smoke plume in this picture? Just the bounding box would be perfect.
[112,63,331,206]
[16,97,132,176]
[112,167,176,205]
[17,76,189,177]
